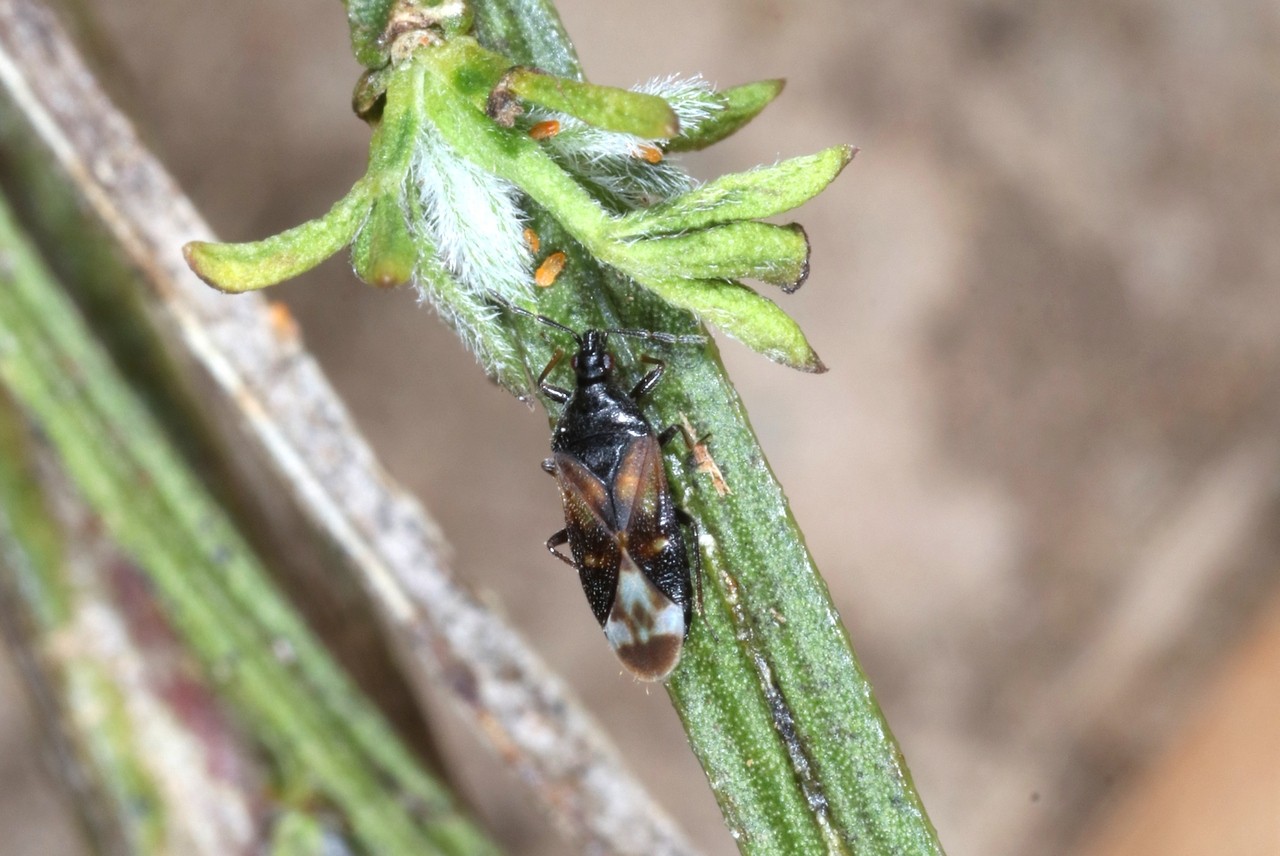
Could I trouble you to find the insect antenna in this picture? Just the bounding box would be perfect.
[607,327,706,346]
[490,292,703,347]
[487,292,582,345]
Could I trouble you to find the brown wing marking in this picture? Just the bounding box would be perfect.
[553,452,612,525]
[604,558,686,682]
[553,453,621,625]
[610,435,666,545]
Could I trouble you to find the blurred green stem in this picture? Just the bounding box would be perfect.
[0,191,500,856]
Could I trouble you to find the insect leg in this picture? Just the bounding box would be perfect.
[545,529,576,567]
[674,507,704,618]
[629,355,666,400]
[538,349,570,403]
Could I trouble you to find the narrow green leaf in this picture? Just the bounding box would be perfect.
[614,145,856,238]
[75,668,169,852]
[625,222,810,291]
[352,194,416,288]
[665,79,786,153]
[505,68,679,138]
[183,187,372,293]
[669,558,845,854]
[367,63,425,182]
[643,278,825,372]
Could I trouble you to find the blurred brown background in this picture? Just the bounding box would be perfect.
[3,0,1279,854]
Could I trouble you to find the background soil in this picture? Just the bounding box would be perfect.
[3,1,1278,854]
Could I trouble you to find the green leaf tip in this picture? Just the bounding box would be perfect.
[666,78,786,153]
[624,221,811,293]
[491,66,680,138]
[615,145,856,239]
[644,277,826,373]
[352,196,416,288]
[183,189,371,293]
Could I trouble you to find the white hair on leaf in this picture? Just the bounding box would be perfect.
[410,239,524,379]
[537,75,723,209]
[411,120,531,299]
[426,287,521,376]
[635,74,720,135]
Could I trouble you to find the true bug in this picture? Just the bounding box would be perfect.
[496,297,704,681]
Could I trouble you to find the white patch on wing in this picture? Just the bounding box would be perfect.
[603,556,686,680]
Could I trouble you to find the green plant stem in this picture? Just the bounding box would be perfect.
[0,191,500,856]
[454,1,946,852]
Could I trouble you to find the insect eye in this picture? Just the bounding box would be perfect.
[604,354,614,372]
[570,355,579,370]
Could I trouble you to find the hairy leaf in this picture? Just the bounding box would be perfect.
[641,277,825,372]
[665,79,785,153]
[625,221,810,291]
[184,188,371,293]
[615,145,855,238]
[352,194,416,288]
[506,68,679,138]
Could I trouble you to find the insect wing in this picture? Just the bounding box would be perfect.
[611,436,691,611]
[556,447,688,681]
[553,454,622,625]
[608,436,689,681]
[603,555,686,681]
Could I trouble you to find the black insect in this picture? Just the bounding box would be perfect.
[498,298,703,681]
